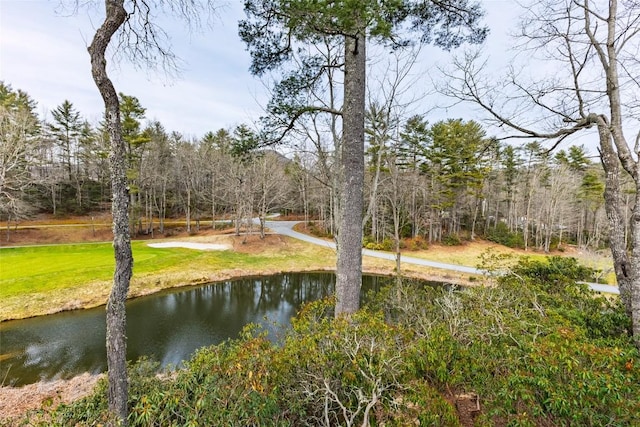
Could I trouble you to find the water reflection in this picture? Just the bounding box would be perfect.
[0,273,389,386]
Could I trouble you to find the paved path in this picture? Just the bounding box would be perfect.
[264,220,619,295]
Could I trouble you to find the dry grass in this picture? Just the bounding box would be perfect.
[0,373,101,425]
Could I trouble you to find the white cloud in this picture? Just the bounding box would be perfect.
[0,0,610,153]
[0,0,265,136]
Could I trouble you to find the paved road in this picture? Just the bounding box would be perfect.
[3,217,618,295]
[264,220,619,295]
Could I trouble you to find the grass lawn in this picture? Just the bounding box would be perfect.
[0,236,340,321]
[0,227,616,321]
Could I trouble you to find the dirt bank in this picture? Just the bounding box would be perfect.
[0,373,100,425]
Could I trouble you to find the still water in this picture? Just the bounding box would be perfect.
[0,273,391,386]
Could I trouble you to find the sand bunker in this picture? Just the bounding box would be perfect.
[147,242,231,250]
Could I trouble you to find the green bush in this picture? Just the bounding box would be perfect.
[279,299,415,425]
[442,233,462,246]
[398,380,462,427]
[490,328,640,426]
[374,266,638,427]
[485,222,524,248]
[28,256,640,427]
[363,237,397,251]
[308,222,333,239]
[514,256,596,284]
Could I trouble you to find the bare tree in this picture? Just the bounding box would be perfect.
[0,87,40,229]
[254,151,293,238]
[441,0,640,346]
[363,46,424,242]
[87,3,131,422]
[86,1,215,423]
[140,121,173,235]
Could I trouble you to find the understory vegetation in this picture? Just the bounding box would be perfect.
[18,256,639,427]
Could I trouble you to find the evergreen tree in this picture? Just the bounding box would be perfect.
[48,100,82,179]
[398,114,430,171]
[240,0,487,315]
[424,118,489,237]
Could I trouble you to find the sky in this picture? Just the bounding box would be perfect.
[1,0,268,137]
[0,0,602,152]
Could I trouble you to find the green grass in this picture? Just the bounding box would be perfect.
[1,236,615,321]
[1,243,204,297]
[0,239,338,321]
[2,243,113,297]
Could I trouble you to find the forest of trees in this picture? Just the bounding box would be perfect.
[1,81,627,253]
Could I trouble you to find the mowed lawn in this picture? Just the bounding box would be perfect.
[1,242,201,297]
[0,238,338,321]
[3,243,112,296]
[0,234,615,321]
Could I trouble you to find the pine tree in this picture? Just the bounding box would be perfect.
[240,0,487,315]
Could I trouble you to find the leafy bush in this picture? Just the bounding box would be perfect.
[514,255,596,284]
[363,237,396,251]
[374,266,638,427]
[307,222,333,239]
[30,256,639,426]
[398,380,462,427]
[442,233,462,246]
[279,300,413,426]
[489,328,640,426]
[485,222,524,248]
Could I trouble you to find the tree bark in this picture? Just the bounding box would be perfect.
[335,32,365,317]
[590,0,640,347]
[597,115,634,335]
[88,1,132,424]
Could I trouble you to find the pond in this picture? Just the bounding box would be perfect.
[0,272,395,386]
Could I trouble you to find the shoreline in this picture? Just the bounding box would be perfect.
[0,267,472,424]
[0,264,473,323]
[0,373,102,424]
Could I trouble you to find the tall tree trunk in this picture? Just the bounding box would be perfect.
[51,184,57,216]
[335,32,365,317]
[470,195,480,240]
[88,1,132,424]
[186,187,191,233]
[598,118,634,334]
[160,181,166,233]
[363,137,384,236]
[211,174,216,230]
[596,0,640,348]
[523,184,533,251]
[629,190,640,349]
[393,202,402,283]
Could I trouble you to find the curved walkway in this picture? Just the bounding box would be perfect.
[264,220,619,295]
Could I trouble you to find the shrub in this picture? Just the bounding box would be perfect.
[485,222,524,248]
[442,233,462,246]
[404,236,429,251]
[376,266,639,427]
[397,380,462,427]
[280,299,413,426]
[363,237,397,251]
[490,328,640,426]
[307,222,333,239]
[29,257,639,427]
